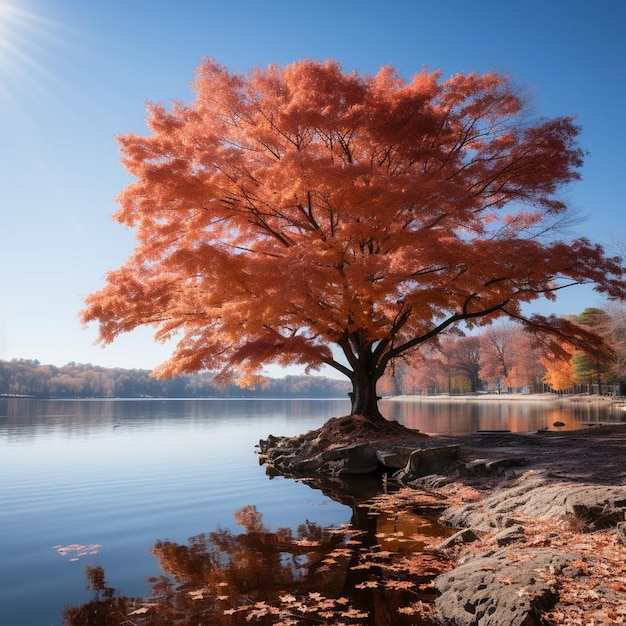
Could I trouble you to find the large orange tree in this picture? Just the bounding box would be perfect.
[81,59,626,420]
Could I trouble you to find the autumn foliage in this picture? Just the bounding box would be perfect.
[81,59,626,419]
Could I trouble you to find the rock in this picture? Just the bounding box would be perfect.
[258,414,428,478]
[259,417,462,483]
[393,445,460,483]
[408,445,460,476]
[568,491,626,530]
[324,442,379,476]
[375,447,415,469]
[441,473,626,532]
[486,456,527,474]
[437,528,479,551]
[462,456,526,477]
[492,524,525,546]
[407,473,457,489]
[435,549,571,626]
[463,459,489,476]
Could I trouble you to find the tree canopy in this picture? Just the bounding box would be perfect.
[81,59,626,419]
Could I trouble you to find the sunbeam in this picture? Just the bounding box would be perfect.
[0,0,73,102]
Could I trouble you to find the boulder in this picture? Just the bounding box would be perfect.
[321,442,379,476]
[435,549,571,626]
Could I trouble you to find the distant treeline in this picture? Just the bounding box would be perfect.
[0,359,351,399]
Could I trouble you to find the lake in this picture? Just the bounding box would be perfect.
[1,396,624,625]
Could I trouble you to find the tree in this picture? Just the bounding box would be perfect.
[605,302,626,384]
[402,335,479,395]
[436,335,483,394]
[401,344,450,395]
[479,326,511,392]
[572,307,615,393]
[541,348,577,392]
[479,323,545,392]
[81,59,626,420]
[502,325,546,391]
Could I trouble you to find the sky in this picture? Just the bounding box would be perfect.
[1,0,625,375]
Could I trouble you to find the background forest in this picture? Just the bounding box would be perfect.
[3,307,626,399]
[378,307,626,397]
[0,361,350,399]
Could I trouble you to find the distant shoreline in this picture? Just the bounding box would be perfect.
[384,392,625,405]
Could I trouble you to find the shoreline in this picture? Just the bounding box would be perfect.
[384,392,625,405]
[261,417,626,623]
[259,411,626,623]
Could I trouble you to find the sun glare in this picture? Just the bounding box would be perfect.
[0,1,37,68]
[0,0,68,100]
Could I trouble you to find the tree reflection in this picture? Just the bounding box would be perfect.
[62,565,132,626]
[63,502,448,625]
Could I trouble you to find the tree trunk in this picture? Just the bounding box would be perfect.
[349,369,384,421]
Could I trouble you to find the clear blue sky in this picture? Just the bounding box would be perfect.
[1,0,624,373]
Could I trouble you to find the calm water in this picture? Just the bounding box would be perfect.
[381,395,626,434]
[1,398,353,625]
[1,396,623,625]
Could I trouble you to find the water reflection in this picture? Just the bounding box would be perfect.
[62,502,451,625]
[2,397,623,441]
[0,398,352,441]
[383,398,625,434]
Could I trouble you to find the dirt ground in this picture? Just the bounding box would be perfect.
[435,422,626,485]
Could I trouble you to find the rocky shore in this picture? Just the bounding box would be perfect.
[258,404,626,625]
